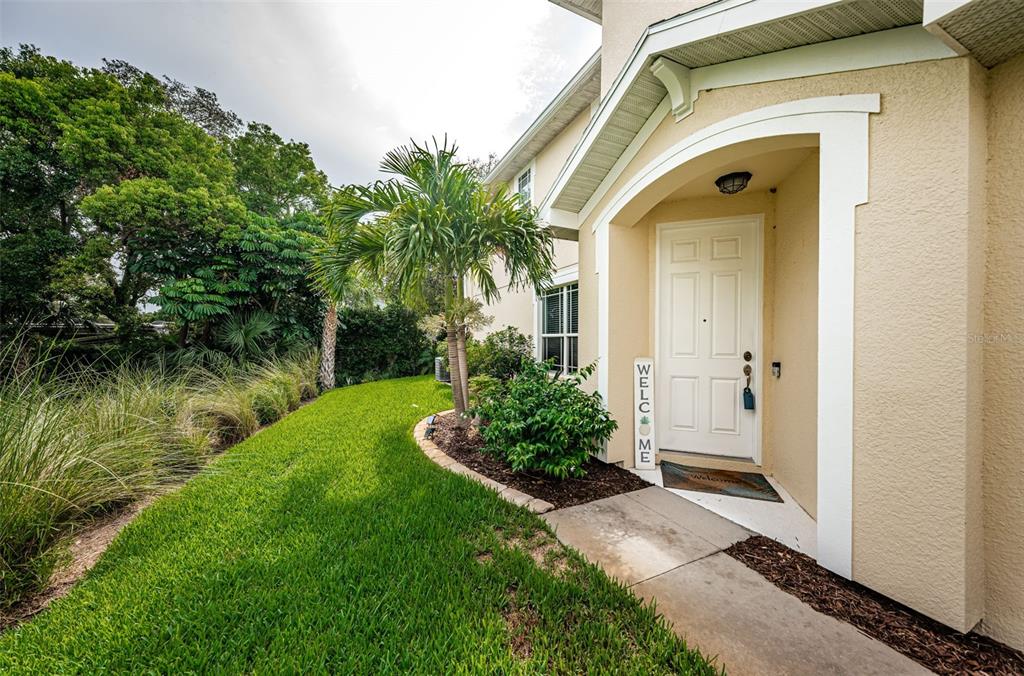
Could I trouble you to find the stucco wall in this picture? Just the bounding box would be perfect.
[981,51,1024,651]
[470,108,590,339]
[575,56,985,631]
[534,109,591,205]
[765,153,819,518]
[470,238,578,339]
[600,1,716,94]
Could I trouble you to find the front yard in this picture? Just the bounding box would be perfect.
[0,377,716,673]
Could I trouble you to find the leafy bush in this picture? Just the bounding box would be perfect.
[466,326,534,381]
[0,345,319,607]
[333,306,432,385]
[467,374,503,409]
[473,361,617,478]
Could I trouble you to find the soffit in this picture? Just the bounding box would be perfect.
[549,0,602,23]
[659,0,923,68]
[932,0,1024,67]
[486,52,601,186]
[550,0,925,214]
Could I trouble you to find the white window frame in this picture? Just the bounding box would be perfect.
[536,274,579,374]
[515,161,535,206]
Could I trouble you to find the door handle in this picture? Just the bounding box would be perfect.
[742,363,755,410]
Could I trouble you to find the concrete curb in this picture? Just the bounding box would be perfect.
[413,410,555,515]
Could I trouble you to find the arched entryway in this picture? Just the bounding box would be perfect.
[591,95,879,578]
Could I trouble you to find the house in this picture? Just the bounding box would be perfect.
[474,0,1024,650]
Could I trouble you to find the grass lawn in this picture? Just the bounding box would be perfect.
[0,377,717,673]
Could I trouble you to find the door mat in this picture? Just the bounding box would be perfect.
[661,461,782,502]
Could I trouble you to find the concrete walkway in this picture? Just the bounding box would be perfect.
[543,487,930,675]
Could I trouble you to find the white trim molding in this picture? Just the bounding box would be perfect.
[515,160,537,206]
[650,57,692,120]
[543,24,953,219]
[593,94,879,579]
[486,50,600,186]
[535,266,580,367]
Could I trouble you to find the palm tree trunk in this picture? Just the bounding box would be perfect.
[319,302,338,391]
[456,323,470,416]
[446,321,466,419]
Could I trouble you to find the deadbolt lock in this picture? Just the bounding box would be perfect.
[743,351,752,362]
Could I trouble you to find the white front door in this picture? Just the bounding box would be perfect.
[657,216,762,460]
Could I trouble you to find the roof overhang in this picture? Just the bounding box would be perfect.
[485,50,601,186]
[549,0,602,23]
[923,0,1024,67]
[541,0,949,221]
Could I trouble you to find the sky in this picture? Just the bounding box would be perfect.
[1,0,600,186]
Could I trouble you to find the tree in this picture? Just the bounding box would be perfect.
[0,46,104,322]
[230,122,329,218]
[1,45,246,333]
[323,139,554,422]
[2,46,332,360]
[464,152,498,180]
[309,231,376,391]
[102,58,242,139]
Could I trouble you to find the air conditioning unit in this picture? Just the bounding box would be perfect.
[434,357,450,383]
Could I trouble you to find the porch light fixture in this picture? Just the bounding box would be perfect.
[715,171,752,195]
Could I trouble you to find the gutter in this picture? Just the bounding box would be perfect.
[485,49,601,186]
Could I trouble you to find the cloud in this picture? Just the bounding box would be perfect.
[1,0,600,185]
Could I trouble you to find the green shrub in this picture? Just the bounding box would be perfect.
[473,361,617,478]
[0,347,320,607]
[249,379,290,425]
[0,367,167,604]
[333,306,433,385]
[192,373,260,445]
[466,326,534,381]
[467,374,503,409]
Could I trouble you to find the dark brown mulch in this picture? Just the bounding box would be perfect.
[726,536,1024,676]
[431,413,650,509]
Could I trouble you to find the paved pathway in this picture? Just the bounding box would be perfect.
[543,487,930,675]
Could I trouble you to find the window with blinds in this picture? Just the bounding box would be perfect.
[540,282,578,373]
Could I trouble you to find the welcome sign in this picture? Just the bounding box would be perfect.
[634,358,656,470]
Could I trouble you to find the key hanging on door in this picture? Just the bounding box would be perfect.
[743,370,755,410]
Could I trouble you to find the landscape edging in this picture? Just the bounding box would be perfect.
[413,410,555,514]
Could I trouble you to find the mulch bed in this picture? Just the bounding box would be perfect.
[431,413,650,510]
[726,536,1024,676]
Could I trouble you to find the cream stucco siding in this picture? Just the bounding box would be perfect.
[471,238,578,338]
[574,57,987,632]
[473,109,590,339]
[600,1,717,94]
[982,51,1024,650]
[480,285,536,338]
[765,153,819,518]
[535,109,592,205]
[964,55,989,636]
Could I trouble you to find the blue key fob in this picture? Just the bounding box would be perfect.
[743,387,755,410]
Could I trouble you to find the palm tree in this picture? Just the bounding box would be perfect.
[323,139,553,421]
[309,237,375,391]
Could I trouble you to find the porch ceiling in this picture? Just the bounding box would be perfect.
[663,146,816,201]
[549,0,924,215]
